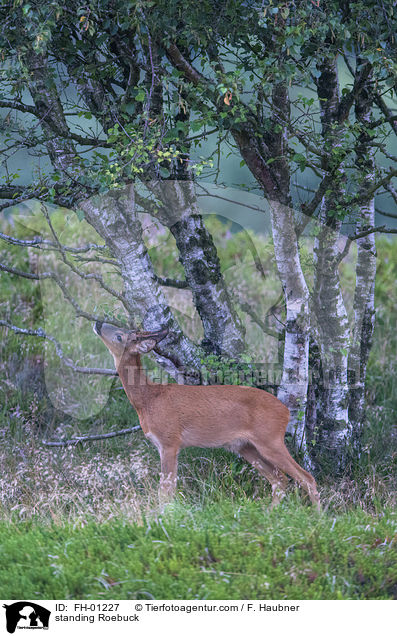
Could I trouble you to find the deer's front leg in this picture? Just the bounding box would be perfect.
[159,445,179,501]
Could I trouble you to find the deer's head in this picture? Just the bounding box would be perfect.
[94,321,168,366]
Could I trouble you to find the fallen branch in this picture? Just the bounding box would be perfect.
[42,426,141,446]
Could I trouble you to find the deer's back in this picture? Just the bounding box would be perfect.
[139,384,289,449]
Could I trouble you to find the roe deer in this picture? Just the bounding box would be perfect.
[94,321,320,509]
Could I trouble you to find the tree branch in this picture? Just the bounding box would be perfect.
[385,182,397,205]
[0,99,38,115]
[376,207,397,220]
[0,229,108,254]
[0,320,117,375]
[42,425,141,446]
[336,225,397,265]
[238,301,281,339]
[0,261,126,328]
[338,62,373,123]
[0,184,80,210]
[40,203,131,312]
[166,43,207,87]
[350,225,397,240]
[348,169,397,207]
[374,92,397,137]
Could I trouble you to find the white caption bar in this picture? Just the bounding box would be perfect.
[1,599,394,636]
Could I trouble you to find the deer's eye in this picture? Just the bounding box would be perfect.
[116,335,122,342]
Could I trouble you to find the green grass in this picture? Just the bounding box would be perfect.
[1,502,396,600]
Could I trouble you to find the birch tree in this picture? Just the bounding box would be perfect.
[0,0,396,470]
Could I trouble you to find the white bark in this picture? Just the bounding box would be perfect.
[348,85,377,435]
[349,200,376,397]
[270,201,312,466]
[313,209,350,454]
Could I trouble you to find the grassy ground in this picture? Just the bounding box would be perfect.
[0,213,396,599]
[1,503,396,600]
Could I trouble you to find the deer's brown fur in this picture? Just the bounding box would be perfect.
[94,322,320,509]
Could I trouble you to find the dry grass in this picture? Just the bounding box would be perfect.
[1,397,395,526]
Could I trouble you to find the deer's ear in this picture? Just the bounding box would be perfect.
[136,339,156,354]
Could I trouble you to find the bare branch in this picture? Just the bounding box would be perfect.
[40,203,131,312]
[349,225,397,240]
[238,301,281,339]
[374,92,397,137]
[336,225,397,265]
[367,114,397,130]
[348,169,397,207]
[338,62,373,123]
[385,183,397,205]
[0,320,117,375]
[196,183,267,214]
[0,229,108,254]
[42,425,141,446]
[300,172,335,218]
[0,99,38,115]
[67,132,110,147]
[0,185,78,209]
[376,207,397,220]
[166,43,207,87]
[0,185,28,199]
[0,262,43,280]
[0,261,126,328]
[74,254,120,267]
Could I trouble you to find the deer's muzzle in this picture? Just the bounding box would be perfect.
[94,320,103,336]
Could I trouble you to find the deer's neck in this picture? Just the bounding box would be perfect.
[117,353,159,412]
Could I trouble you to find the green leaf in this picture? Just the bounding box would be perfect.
[191,119,203,132]
[135,89,146,102]
[123,103,136,115]
[159,167,171,178]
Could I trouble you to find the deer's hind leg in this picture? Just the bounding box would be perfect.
[237,442,288,507]
[251,440,320,510]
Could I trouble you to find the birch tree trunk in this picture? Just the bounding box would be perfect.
[312,59,350,470]
[269,83,311,462]
[148,180,246,357]
[23,52,203,381]
[312,210,350,466]
[232,82,312,464]
[165,42,312,460]
[270,201,311,461]
[348,82,377,442]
